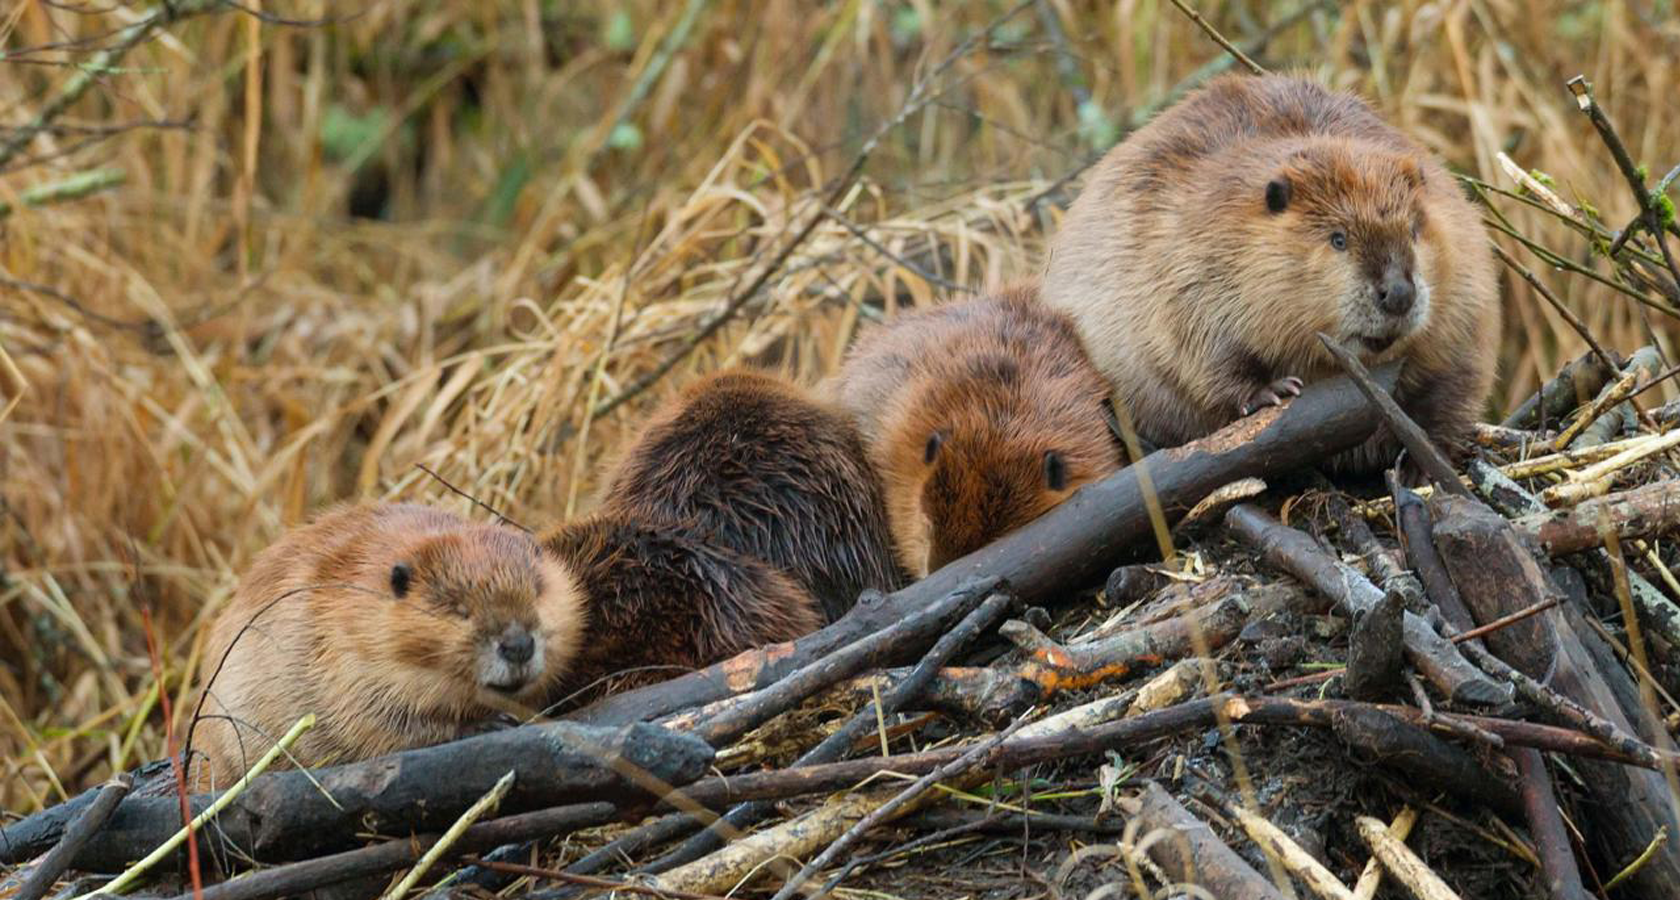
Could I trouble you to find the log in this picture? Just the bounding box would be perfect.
[1471,459,1680,650]
[157,802,620,900]
[1502,348,1620,430]
[0,721,711,871]
[1225,503,1510,705]
[1515,480,1680,557]
[1129,781,1287,900]
[570,365,1399,727]
[14,773,132,900]
[1427,494,1680,896]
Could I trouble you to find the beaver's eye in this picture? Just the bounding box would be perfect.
[1043,451,1068,491]
[924,431,944,464]
[390,564,412,599]
[1329,231,1348,251]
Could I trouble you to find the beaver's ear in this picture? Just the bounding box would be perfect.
[923,431,945,464]
[1400,158,1424,190]
[390,563,412,599]
[1044,451,1069,491]
[1265,176,1291,214]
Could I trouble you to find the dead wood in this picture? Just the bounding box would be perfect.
[632,591,1015,876]
[1470,457,1680,649]
[1512,747,1592,900]
[769,716,1032,900]
[997,581,1311,703]
[663,583,1000,745]
[1393,479,1480,637]
[1225,503,1510,705]
[156,691,1680,900]
[569,365,1399,729]
[1515,479,1680,556]
[1326,704,1521,818]
[1128,780,1287,900]
[155,802,620,900]
[1319,333,1470,496]
[1,721,710,872]
[1503,348,1621,430]
[1345,589,1406,699]
[1427,493,1680,896]
[853,582,1313,721]
[14,773,131,900]
[1354,815,1464,900]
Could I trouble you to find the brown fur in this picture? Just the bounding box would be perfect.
[193,503,585,788]
[538,513,823,709]
[597,369,902,622]
[1042,73,1500,472]
[825,283,1123,576]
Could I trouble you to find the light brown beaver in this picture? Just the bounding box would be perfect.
[824,283,1124,576]
[192,503,584,787]
[1042,73,1500,473]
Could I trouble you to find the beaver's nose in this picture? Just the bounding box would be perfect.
[497,626,535,665]
[1377,273,1415,316]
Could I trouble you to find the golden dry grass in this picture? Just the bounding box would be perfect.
[1,0,1678,813]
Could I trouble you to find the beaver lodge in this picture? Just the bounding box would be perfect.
[5,4,1680,900]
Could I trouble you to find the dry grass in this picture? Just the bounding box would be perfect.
[1,0,1678,814]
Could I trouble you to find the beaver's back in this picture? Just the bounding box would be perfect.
[539,513,823,709]
[599,369,901,622]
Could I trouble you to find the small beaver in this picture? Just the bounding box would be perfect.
[193,503,585,787]
[825,283,1124,576]
[597,369,901,622]
[538,513,823,709]
[1042,73,1500,472]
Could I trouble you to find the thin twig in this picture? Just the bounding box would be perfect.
[1317,333,1470,496]
[464,857,732,900]
[0,0,224,169]
[379,771,517,900]
[1167,0,1266,74]
[414,463,529,532]
[1490,244,1618,376]
[1450,598,1561,645]
[1567,76,1680,291]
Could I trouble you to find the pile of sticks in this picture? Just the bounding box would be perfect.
[8,344,1680,900]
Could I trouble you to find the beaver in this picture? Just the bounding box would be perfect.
[538,512,824,709]
[1041,73,1500,473]
[824,283,1124,576]
[597,369,902,622]
[192,503,585,787]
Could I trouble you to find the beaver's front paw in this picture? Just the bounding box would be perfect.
[1238,376,1304,416]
